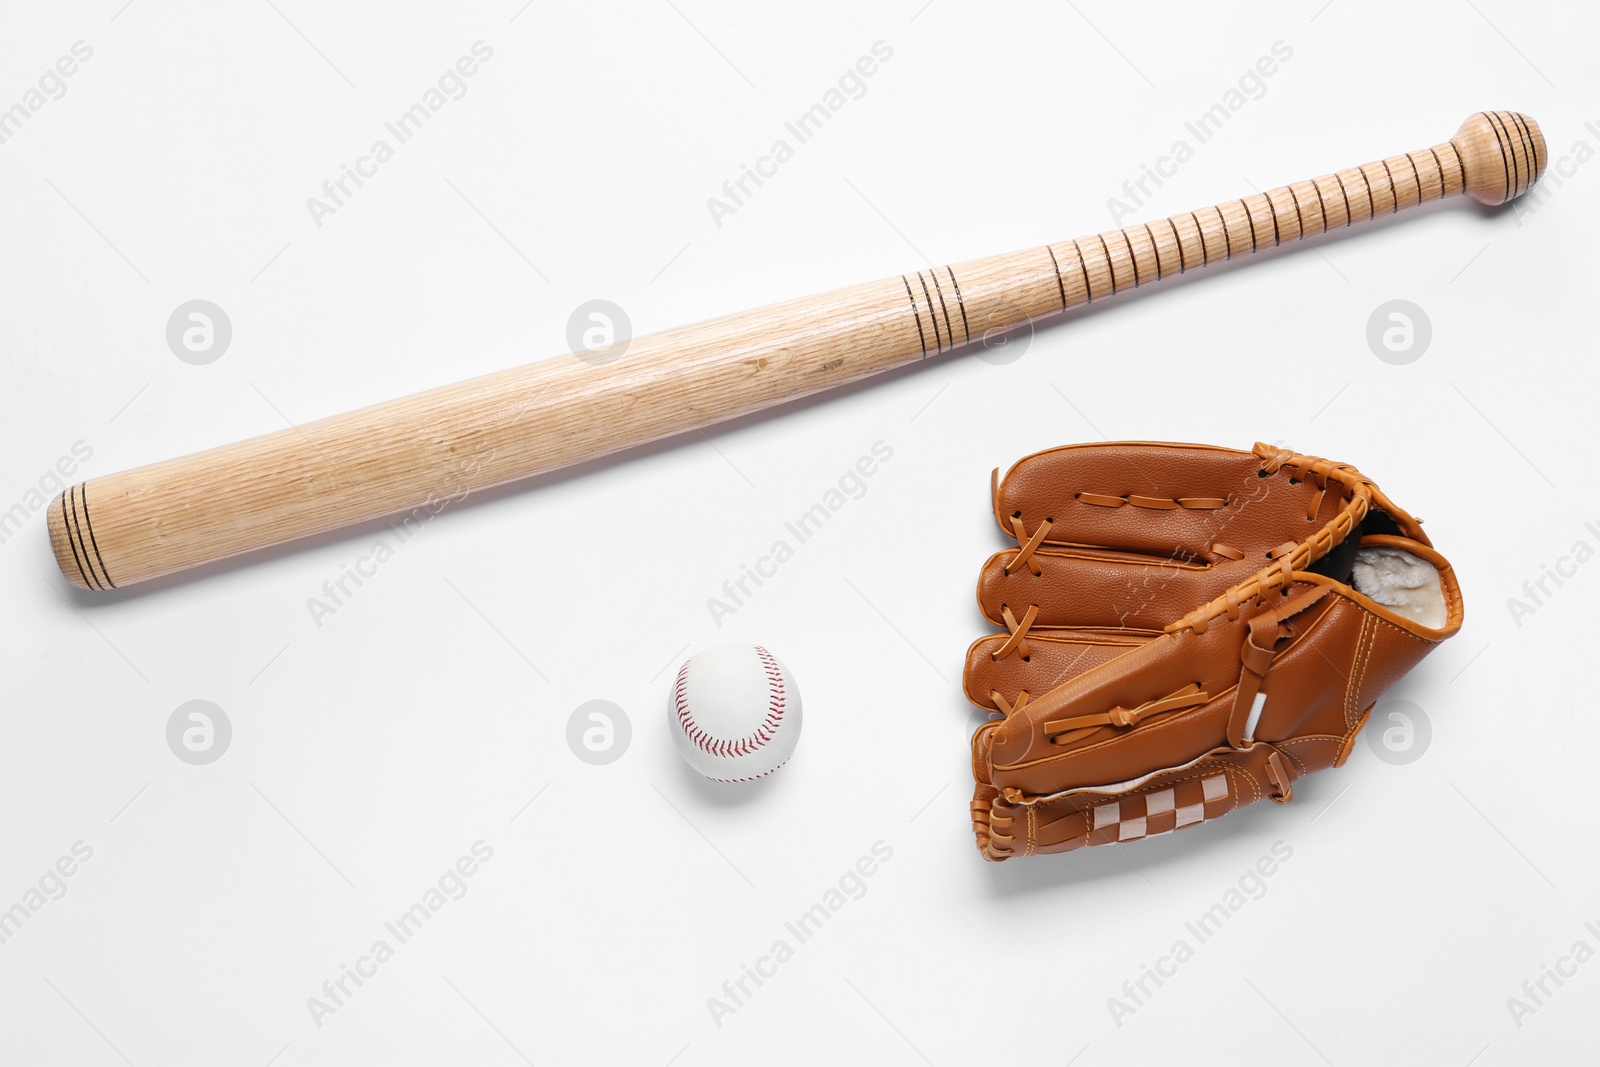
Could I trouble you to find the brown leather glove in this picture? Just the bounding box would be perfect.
[966,442,1461,860]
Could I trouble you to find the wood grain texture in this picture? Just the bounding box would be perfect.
[49,112,1546,590]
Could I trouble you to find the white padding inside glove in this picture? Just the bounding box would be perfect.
[1351,544,1447,630]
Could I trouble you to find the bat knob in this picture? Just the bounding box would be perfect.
[1452,111,1546,206]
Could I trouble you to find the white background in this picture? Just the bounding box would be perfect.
[2,1,1596,1063]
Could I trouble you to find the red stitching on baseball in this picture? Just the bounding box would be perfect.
[703,758,790,784]
[675,646,787,757]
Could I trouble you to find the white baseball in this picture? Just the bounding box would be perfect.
[669,645,802,782]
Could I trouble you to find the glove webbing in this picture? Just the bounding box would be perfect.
[1169,444,1374,636]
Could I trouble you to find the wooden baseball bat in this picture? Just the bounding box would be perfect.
[50,111,1545,590]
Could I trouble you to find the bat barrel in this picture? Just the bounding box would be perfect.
[47,268,1057,590]
[48,112,1544,590]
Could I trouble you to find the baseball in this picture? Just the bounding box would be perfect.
[669,645,802,782]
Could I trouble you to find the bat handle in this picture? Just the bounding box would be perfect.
[1035,111,1545,311]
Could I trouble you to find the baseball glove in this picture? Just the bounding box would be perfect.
[966,442,1461,861]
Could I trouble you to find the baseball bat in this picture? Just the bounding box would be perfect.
[50,111,1545,591]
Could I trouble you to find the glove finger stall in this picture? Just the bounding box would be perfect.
[995,442,1339,563]
[964,629,1152,714]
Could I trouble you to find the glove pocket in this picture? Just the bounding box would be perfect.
[1250,568,1458,749]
